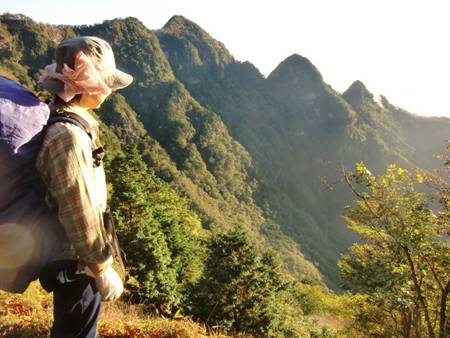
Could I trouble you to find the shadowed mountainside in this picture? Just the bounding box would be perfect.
[1,13,448,288]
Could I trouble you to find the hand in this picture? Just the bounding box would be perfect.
[85,257,124,301]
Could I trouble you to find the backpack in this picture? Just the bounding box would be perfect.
[0,76,125,293]
[0,76,68,292]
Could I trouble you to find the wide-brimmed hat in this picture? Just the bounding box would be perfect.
[39,36,133,100]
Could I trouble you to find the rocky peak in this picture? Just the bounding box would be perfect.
[163,15,201,36]
[268,54,324,86]
[342,80,375,109]
[159,15,234,71]
[0,13,31,23]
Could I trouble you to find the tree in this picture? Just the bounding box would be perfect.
[190,227,310,337]
[339,162,449,338]
[107,145,203,313]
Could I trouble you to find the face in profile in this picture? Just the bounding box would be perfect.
[78,93,110,109]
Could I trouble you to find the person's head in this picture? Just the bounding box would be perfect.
[39,36,133,110]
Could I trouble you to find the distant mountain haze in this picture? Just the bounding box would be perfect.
[1,13,448,289]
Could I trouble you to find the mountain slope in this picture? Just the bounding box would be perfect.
[156,15,449,287]
[1,13,448,289]
[0,14,324,285]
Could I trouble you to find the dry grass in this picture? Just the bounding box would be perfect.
[0,282,229,338]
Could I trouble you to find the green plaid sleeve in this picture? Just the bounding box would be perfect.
[36,122,109,264]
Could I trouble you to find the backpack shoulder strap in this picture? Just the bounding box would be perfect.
[46,113,104,167]
[46,114,93,140]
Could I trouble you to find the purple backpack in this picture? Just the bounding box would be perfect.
[0,76,65,293]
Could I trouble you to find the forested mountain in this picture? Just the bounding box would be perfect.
[0,13,448,291]
[157,15,449,285]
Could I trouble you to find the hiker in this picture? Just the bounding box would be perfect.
[36,36,133,337]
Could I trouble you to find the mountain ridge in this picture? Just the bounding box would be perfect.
[0,13,448,289]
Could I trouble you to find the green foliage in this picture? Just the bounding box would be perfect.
[0,14,76,82]
[0,59,34,89]
[292,283,329,316]
[328,293,390,337]
[158,15,233,82]
[78,20,317,287]
[160,13,450,292]
[107,145,203,313]
[77,17,174,86]
[2,15,449,329]
[190,227,313,337]
[96,92,180,181]
[339,162,450,338]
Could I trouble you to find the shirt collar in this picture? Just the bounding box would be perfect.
[62,105,99,133]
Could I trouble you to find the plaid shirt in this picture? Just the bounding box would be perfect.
[36,106,109,265]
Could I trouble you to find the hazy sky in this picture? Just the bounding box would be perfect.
[2,0,450,118]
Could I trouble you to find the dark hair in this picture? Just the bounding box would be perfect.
[49,91,82,114]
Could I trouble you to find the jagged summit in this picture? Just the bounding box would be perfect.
[268,54,323,81]
[0,13,34,23]
[343,80,373,99]
[267,54,324,88]
[158,15,233,76]
[163,15,202,35]
[160,14,233,63]
[342,80,375,109]
[282,53,317,67]
[104,16,145,25]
